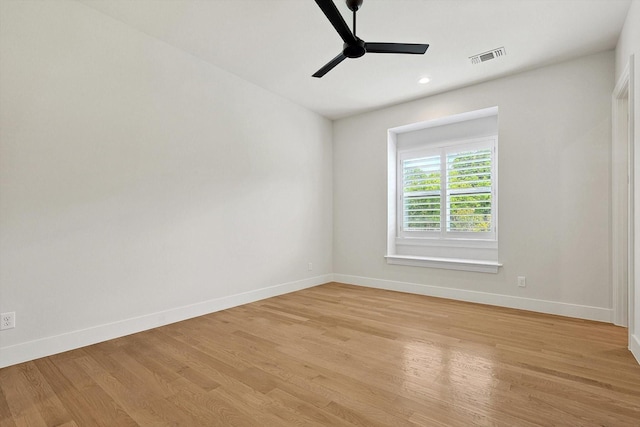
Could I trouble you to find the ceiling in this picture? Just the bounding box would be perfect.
[79,0,631,120]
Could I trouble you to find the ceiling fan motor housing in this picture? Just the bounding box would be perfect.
[344,39,366,58]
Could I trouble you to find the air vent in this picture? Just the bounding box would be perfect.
[470,47,506,64]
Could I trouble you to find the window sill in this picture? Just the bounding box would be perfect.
[385,255,502,273]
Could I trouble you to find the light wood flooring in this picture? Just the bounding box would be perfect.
[1,282,640,426]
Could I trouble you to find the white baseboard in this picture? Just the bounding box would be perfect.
[2,273,617,368]
[333,274,612,323]
[630,334,640,365]
[0,274,332,368]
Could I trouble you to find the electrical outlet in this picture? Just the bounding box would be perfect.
[1,312,15,330]
[517,276,526,288]
[308,262,313,271]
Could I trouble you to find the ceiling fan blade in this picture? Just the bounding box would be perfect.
[315,0,357,45]
[313,52,347,78]
[366,42,429,55]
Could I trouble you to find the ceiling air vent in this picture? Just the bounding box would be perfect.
[470,47,506,64]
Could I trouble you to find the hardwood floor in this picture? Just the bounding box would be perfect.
[1,282,639,426]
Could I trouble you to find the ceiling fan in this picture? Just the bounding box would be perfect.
[313,0,429,78]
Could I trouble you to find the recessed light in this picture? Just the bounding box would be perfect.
[418,77,431,84]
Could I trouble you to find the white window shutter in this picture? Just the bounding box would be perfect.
[445,147,493,233]
[402,155,441,231]
[399,138,495,240]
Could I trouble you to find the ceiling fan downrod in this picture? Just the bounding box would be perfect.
[346,0,362,36]
[343,0,364,58]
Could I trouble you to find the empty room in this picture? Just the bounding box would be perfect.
[1,0,640,425]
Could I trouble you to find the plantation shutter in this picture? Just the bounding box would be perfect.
[402,154,441,231]
[445,146,493,232]
[399,138,495,238]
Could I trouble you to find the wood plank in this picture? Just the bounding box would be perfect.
[1,282,640,426]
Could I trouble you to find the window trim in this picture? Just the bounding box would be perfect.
[384,255,502,273]
[386,106,502,273]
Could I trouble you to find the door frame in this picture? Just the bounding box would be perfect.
[612,60,632,328]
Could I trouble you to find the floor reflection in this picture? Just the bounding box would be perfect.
[402,340,497,407]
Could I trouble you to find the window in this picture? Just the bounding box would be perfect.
[399,138,495,239]
[386,107,501,273]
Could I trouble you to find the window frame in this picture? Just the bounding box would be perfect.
[386,106,501,273]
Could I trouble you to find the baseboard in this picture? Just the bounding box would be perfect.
[2,273,615,368]
[334,274,612,323]
[630,334,640,365]
[0,274,332,368]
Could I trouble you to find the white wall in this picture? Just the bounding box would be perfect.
[0,0,333,367]
[0,0,629,369]
[334,51,615,321]
[615,0,640,362]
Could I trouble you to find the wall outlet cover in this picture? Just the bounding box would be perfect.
[1,312,16,330]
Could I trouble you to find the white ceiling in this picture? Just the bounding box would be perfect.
[79,0,631,119]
